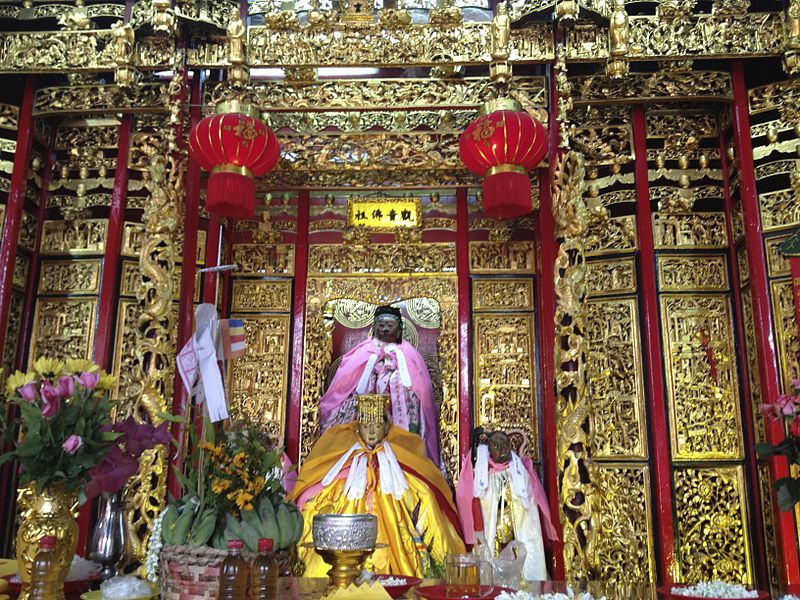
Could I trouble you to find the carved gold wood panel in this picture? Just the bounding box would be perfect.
[1,293,23,389]
[586,299,646,459]
[41,219,108,255]
[18,211,36,252]
[660,295,743,460]
[13,254,28,291]
[657,255,729,292]
[585,215,637,256]
[766,234,791,277]
[301,276,459,480]
[740,290,766,446]
[472,279,534,312]
[231,279,293,313]
[585,258,637,297]
[228,315,291,439]
[594,464,655,583]
[652,213,728,249]
[233,243,295,276]
[473,313,538,461]
[38,259,101,295]
[737,246,750,288]
[673,466,753,585]
[118,260,199,302]
[770,279,800,391]
[759,190,800,232]
[31,298,96,360]
[757,462,781,594]
[469,241,535,274]
[309,243,455,276]
[122,222,207,264]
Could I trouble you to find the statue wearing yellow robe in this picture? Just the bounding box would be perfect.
[288,418,466,577]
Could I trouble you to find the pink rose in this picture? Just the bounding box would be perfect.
[18,382,38,402]
[77,371,99,390]
[776,393,797,417]
[62,434,83,454]
[41,395,60,419]
[760,402,781,419]
[56,376,74,398]
[41,382,61,402]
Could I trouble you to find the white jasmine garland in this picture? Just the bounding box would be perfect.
[670,581,759,598]
[378,577,408,586]
[777,596,800,600]
[144,508,167,582]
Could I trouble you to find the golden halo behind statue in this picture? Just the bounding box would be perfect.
[401,319,419,348]
[333,299,375,329]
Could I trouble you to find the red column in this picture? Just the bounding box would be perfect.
[719,120,769,587]
[632,105,677,584]
[202,214,221,304]
[731,60,800,584]
[286,190,310,463]
[168,72,203,498]
[455,187,471,464]
[536,167,564,580]
[0,76,35,363]
[93,114,132,369]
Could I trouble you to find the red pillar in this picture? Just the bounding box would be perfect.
[93,114,132,369]
[730,60,800,584]
[536,167,564,580]
[632,105,677,584]
[167,72,203,498]
[455,187,471,464]
[0,77,35,365]
[202,214,221,304]
[719,119,769,587]
[287,190,310,463]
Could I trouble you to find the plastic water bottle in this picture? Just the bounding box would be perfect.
[218,539,248,600]
[29,535,61,600]
[251,538,278,599]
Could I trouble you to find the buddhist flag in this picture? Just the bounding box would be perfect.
[220,318,246,359]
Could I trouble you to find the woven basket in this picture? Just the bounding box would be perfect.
[159,544,301,600]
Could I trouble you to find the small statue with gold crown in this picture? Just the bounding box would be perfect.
[289,394,466,577]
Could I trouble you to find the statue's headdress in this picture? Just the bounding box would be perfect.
[373,305,403,341]
[356,394,390,424]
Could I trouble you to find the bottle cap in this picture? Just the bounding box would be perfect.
[39,536,56,550]
[258,538,273,553]
[227,539,244,550]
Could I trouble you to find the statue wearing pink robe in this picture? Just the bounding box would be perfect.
[319,337,440,466]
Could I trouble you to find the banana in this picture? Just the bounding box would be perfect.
[224,512,243,543]
[292,507,305,545]
[211,528,226,550]
[239,520,260,553]
[188,508,217,546]
[241,508,261,537]
[160,505,179,545]
[257,498,279,544]
[171,503,196,546]
[275,503,292,549]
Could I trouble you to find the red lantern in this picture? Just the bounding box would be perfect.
[189,103,280,219]
[459,99,548,220]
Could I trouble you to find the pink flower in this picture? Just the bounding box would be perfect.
[85,446,139,499]
[77,371,99,390]
[111,417,171,455]
[41,395,60,419]
[62,434,83,454]
[40,383,61,418]
[760,402,781,420]
[18,382,38,402]
[793,379,800,391]
[56,376,74,398]
[776,393,797,417]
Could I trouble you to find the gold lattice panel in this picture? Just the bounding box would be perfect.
[231,279,293,313]
[585,258,637,297]
[228,315,292,439]
[595,464,655,583]
[586,298,647,459]
[673,466,753,585]
[472,313,538,460]
[770,278,800,390]
[38,259,101,295]
[660,295,743,460]
[471,279,534,312]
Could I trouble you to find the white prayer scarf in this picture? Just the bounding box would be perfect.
[320,441,409,501]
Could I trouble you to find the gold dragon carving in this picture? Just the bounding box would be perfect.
[551,149,603,579]
[122,61,185,561]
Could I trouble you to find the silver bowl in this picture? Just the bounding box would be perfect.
[312,514,378,550]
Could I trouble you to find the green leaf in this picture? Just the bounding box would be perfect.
[775,478,800,511]
[156,411,184,423]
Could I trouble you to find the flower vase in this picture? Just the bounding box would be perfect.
[15,483,79,600]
